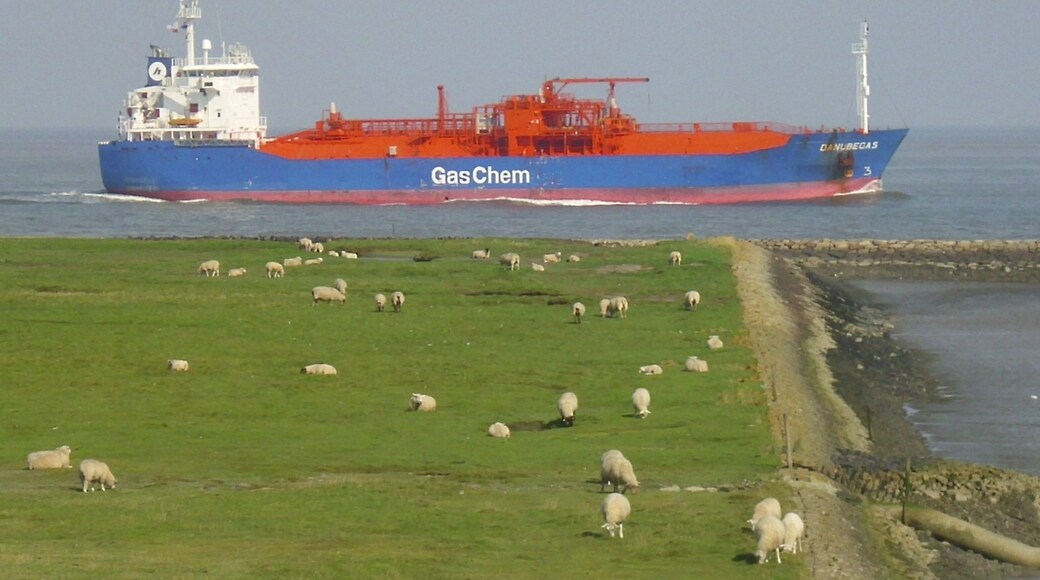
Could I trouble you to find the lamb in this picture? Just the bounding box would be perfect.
[312,286,346,305]
[781,512,805,554]
[227,267,247,277]
[26,445,72,470]
[608,296,629,318]
[283,256,304,267]
[707,335,724,350]
[304,257,324,265]
[391,291,405,312]
[301,363,337,375]
[754,514,786,564]
[409,393,437,412]
[197,259,220,277]
[638,364,663,375]
[531,263,545,272]
[572,302,585,324]
[79,459,117,492]
[327,250,340,257]
[669,250,682,266]
[471,248,491,259]
[748,497,782,530]
[566,254,581,262]
[310,242,324,253]
[683,290,701,310]
[166,359,190,372]
[298,237,313,251]
[632,388,651,418]
[374,293,387,312]
[600,492,632,538]
[598,298,611,317]
[265,261,285,278]
[543,252,561,263]
[334,278,348,295]
[499,252,520,271]
[341,252,359,259]
[487,422,511,438]
[684,356,709,373]
[557,391,578,426]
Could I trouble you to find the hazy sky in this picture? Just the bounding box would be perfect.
[2,1,1037,132]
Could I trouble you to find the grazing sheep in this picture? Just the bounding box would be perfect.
[610,457,640,494]
[197,259,220,277]
[327,250,340,257]
[26,445,72,470]
[391,291,405,312]
[310,242,324,253]
[79,459,117,493]
[341,252,359,259]
[601,493,632,538]
[298,237,314,251]
[166,359,190,372]
[632,388,651,418]
[265,261,285,278]
[638,364,663,375]
[374,293,387,312]
[754,514,786,564]
[334,278,348,295]
[312,286,346,305]
[487,422,511,438]
[781,512,805,554]
[566,254,581,262]
[227,267,247,277]
[707,335,724,350]
[683,290,701,310]
[599,450,625,492]
[669,251,682,266]
[572,302,586,324]
[283,256,304,267]
[499,252,520,271]
[304,257,324,265]
[409,393,437,412]
[748,497,783,530]
[598,298,611,318]
[543,252,561,263]
[557,391,578,426]
[684,356,709,373]
[301,363,337,375]
[531,263,545,272]
[472,248,491,259]
[609,296,629,319]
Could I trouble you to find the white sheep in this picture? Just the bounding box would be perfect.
[327,250,340,257]
[638,364,663,375]
[684,356,709,373]
[374,293,387,312]
[265,261,285,278]
[197,259,220,277]
[79,459,117,492]
[632,388,651,418]
[598,298,611,318]
[609,457,640,494]
[748,497,782,530]
[310,242,324,253]
[487,422,511,438]
[283,256,304,267]
[601,492,632,538]
[707,335,724,350]
[499,252,520,271]
[572,302,586,324]
[599,450,625,492]
[227,267,247,277]
[754,514,786,564]
[312,286,346,305]
[543,252,561,263]
[557,391,578,426]
[304,257,324,265]
[26,445,72,470]
[566,254,581,262]
[341,252,359,260]
[609,296,629,318]
[409,393,437,412]
[531,263,545,272]
[334,278,348,295]
[781,512,805,554]
[167,359,189,372]
[669,251,682,266]
[298,237,313,251]
[683,290,701,310]
[472,248,491,259]
[391,291,405,312]
[301,363,337,375]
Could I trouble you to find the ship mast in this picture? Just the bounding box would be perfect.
[851,20,870,134]
[175,0,202,66]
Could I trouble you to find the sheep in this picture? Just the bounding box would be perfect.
[638,364,663,375]
[265,261,285,278]
[601,493,632,538]
[707,335,724,350]
[334,278,348,295]
[311,286,346,305]
[609,457,640,494]
[683,290,701,310]
[754,514,786,564]
[310,242,324,253]
[572,302,585,324]
[684,356,709,373]
[598,298,611,318]
[748,497,782,530]
[26,445,72,470]
[297,237,313,251]
[531,263,545,272]
[599,450,625,492]
[566,254,581,262]
[227,267,247,277]
[557,391,578,426]
[283,256,304,267]
[341,252,359,260]
[391,291,405,312]
[374,293,387,312]
[327,250,340,257]
[79,459,117,493]
[472,248,491,259]
[781,512,805,554]
[301,363,337,375]
[632,388,651,418]
[409,393,437,412]
[543,252,561,263]
[487,422,511,438]
[608,296,629,319]
[499,252,520,271]
[166,359,189,372]
[669,250,682,266]
[197,259,220,277]
[304,257,324,266]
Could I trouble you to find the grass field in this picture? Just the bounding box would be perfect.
[0,237,801,578]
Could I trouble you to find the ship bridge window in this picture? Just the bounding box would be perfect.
[190,103,200,113]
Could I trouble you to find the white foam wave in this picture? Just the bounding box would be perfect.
[79,192,166,203]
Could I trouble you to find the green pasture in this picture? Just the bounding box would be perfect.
[0,237,801,578]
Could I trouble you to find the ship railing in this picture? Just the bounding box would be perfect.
[637,121,814,134]
[328,116,476,136]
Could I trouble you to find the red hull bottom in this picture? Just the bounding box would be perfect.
[128,178,881,205]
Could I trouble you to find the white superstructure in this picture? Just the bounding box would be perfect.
[117,0,267,145]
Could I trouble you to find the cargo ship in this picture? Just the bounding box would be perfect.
[98,1,907,205]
